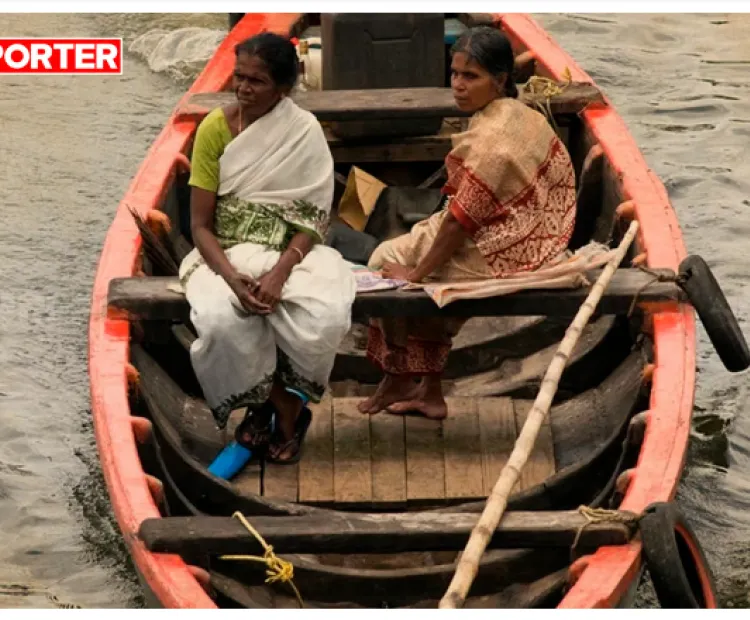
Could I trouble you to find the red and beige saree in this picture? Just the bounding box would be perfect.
[366,97,577,375]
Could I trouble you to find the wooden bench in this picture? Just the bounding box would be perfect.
[138,509,633,556]
[175,82,605,124]
[107,269,686,323]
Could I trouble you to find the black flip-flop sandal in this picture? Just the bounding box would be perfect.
[266,407,312,465]
[235,401,277,450]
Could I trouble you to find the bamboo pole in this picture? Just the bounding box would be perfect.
[438,219,640,609]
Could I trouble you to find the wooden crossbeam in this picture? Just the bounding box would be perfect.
[107,269,686,322]
[175,82,604,123]
[139,510,633,556]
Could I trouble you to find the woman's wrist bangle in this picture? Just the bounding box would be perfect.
[290,246,305,264]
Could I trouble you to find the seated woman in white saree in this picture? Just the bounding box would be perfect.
[180,33,356,463]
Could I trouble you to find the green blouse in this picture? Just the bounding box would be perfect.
[189,108,233,194]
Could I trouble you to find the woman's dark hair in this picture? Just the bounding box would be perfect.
[451,26,518,98]
[235,32,299,90]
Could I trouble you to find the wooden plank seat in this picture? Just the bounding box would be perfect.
[138,509,634,556]
[175,82,605,124]
[325,120,462,163]
[107,268,686,323]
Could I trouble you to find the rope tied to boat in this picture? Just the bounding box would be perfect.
[520,68,573,137]
[570,505,641,562]
[218,511,303,607]
[627,264,688,317]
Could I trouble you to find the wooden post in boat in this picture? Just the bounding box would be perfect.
[438,219,640,609]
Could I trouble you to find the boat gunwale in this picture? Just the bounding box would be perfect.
[493,12,695,609]
[88,12,695,610]
[88,13,305,609]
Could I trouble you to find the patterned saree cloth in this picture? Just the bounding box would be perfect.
[367,97,578,375]
[179,98,356,429]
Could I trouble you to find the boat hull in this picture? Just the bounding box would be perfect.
[88,12,694,609]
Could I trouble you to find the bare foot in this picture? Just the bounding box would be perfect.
[386,398,448,420]
[357,374,422,415]
[385,376,448,420]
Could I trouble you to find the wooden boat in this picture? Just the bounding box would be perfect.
[90,13,747,609]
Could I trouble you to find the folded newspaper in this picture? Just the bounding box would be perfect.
[347,263,408,292]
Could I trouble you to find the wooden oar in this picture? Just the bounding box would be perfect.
[439,218,640,609]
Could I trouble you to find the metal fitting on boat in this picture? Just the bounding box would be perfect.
[615,200,635,221]
[627,411,648,447]
[131,416,153,445]
[145,474,165,508]
[614,469,634,496]
[640,364,655,385]
[126,363,140,389]
[174,152,191,174]
[146,210,172,236]
[187,565,211,593]
[567,555,591,587]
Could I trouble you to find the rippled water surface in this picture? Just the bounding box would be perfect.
[1,12,749,609]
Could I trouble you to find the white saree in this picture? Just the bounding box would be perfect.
[179,98,356,429]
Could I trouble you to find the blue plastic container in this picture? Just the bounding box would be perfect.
[207,441,254,480]
[207,388,310,480]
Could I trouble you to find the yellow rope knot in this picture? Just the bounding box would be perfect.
[219,511,303,607]
[577,505,640,528]
[521,67,573,137]
[570,505,640,562]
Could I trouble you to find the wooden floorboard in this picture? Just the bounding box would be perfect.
[289,395,555,508]
[233,462,262,497]
[513,400,556,491]
[298,394,334,505]
[478,397,520,496]
[262,402,299,502]
[370,413,407,507]
[333,397,373,506]
[263,461,299,502]
[405,415,446,504]
[443,398,484,500]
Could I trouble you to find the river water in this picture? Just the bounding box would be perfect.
[1,12,749,609]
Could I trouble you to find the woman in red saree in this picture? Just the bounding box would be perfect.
[358,26,577,419]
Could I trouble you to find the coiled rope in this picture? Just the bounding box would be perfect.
[218,511,303,608]
[520,67,574,137]
[570,505,641,561]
